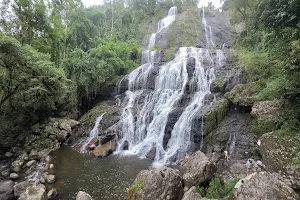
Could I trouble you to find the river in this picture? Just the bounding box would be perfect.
[50,145,152,199]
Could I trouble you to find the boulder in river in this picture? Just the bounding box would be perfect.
[13,181,32,198]
[229,172,300,200]
[18,184,47,200]
[47,188,58,200]
[179,151,216,189]
[44,174,56,184]
[0,180,14,200]
[92,140,116,157]
[9,173,19,180]
[128,167,183,200]
[76,191,94,200]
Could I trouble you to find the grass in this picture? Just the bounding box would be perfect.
[128,180,146,200]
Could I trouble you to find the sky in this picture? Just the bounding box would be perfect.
[197,0,224,8]
[82,0,103,7]
[81,0,223,8]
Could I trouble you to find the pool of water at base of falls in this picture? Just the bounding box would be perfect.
[50,145,152,200]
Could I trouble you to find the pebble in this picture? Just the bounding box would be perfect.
[5,152,13,158]
[9,173,19,180]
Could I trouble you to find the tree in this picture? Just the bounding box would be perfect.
[259,0,300,29]
[0,36,72,122]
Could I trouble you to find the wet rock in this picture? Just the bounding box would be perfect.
[9,173,19,180]
[19,184,47,200]
[230,172,300,200]
[76,191,94,200]
[13,166,21,172]
[146,148,156,160]
[0,180,14,200]
[129,167,183,200]
[44,175,56,184]
[92,140,116,157]
[203,99,229,136]
[1,170,10,177]
[57,130,69,142]
[47,188,58,200]
[71,100,120,145]
[25,160,37,168]
[5,152,13,158]
[29,149,52,160]
[14,181,32,198]
[211,78,226,93]
[186,57,196,79]
[259,132,300,190]
[179,151,216,189]
[202,112,258,162]
[59,122,72,132]
[181,186,202,200]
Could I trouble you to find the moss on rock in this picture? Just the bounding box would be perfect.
[251,100,283,136]
[224,84,255,106]
[259,132,300,189]
[204,99,229,136]
[211,78,226,93]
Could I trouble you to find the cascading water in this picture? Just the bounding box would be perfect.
[80,112,106,153]
[201,7,215,47]
[148,6,177,49]
[116,6,226,167]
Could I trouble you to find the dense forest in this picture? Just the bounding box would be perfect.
[0,0,299,161]
[224,0,300,134]
[0,0,198,147]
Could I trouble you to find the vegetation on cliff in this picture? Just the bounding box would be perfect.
[224,0,300,163]
[0,0,198,151]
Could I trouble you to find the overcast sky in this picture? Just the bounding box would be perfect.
[82,0,103,7]
[81,0,223,8]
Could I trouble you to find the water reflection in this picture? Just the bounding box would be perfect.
[51,145,152,200]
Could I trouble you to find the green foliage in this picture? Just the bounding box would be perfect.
[226,0,300,138]
[0,36,74,122]
[252,118,280,137]
[62,38,140,113]
[259,0,300,29]
[150,45,162,51]
[197,175,240,198]
[128,180,146,200]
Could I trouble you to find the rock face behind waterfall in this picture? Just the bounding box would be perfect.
[129,168,183,200]
[179,151,216,189]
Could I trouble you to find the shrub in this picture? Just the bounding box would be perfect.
[197,175,240,198]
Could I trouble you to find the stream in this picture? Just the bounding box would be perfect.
[50,145,152,199]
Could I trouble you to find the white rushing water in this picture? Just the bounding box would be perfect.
[201,7,215,47]
[116,6,226,167]
[148,6,177,49]
[80,112,106,153]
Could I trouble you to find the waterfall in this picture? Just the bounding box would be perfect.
[148,6,177,49]
[115,6,226,167]
[201,7,215,47]
[80,113,106,153]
